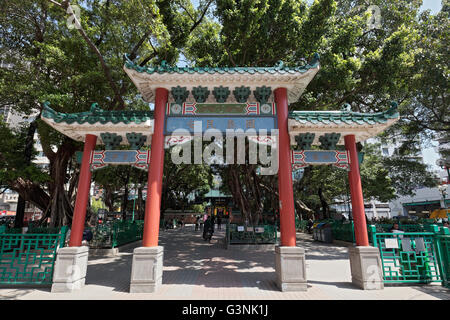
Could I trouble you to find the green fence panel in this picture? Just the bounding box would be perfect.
[27,227,62,234]
[90,220,144,248]
[372,227,442,284]
[0,226,67,285]
[330,220,355,243]
[226,223,277,245]
[434,227,450,288]
[90,223,114,248]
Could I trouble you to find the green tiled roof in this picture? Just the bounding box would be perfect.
[41,102,154,125]
[124,54,320,75]
[289,102,399,125]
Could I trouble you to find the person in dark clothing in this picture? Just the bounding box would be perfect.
[307,218,314,234]
[82,225,93,246]
[203,216,214,241]
[195,216,200,231]
[217,216,222,230]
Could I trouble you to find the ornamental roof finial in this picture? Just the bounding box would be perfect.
[309,53,320,66]
[340,103,351,112]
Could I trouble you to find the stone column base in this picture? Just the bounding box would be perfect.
[348,246,384,290]
[130,246,164,293]
[275,246,307,291]
[51,246,89,293]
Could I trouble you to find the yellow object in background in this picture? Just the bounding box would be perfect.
[429,208,450,219]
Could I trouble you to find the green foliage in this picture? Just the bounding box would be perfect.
[0,0,215,225]
[0,0,446,224]
[191,203,206,213]
[91,198,106,214]
[0,119,49,188]
[162,152,213,211]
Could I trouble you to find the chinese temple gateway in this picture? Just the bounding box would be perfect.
[45,54,399,293]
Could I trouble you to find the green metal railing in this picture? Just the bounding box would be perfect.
[369,225,443,284]
[226,222,277,245]
[434,227,450,288]
[330,220,355,243]
[0,226,68,285]
[304,220,442,244]
[90,220,144,248]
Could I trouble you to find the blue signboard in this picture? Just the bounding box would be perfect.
[302,150,347,163]
[291,150,349,170]
[90,150,150,171]
[165,116,277,134]
[100,151,139,163]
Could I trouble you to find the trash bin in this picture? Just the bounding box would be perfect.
[313,223,324,241]
[313,223,333,243]
[322,225,333,243]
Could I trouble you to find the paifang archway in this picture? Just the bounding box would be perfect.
[44,53,399,293]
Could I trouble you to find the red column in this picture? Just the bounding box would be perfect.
[344,134,369,246]
[274,88,296,247]
[142,88,168,247]
[69,134,97,247]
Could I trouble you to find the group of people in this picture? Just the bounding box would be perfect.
[161,214,224,243]
[164,218,184,230]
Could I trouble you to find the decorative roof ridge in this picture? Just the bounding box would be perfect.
[289,101,399,120]
[41,101,154,125]
[123,53,320,75]
[42,102,154,116]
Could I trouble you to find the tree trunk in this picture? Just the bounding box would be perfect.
[11,180,50,214]
[14,115,40,228]
[137,186,143,220]
[121,170,130,220]
[104,186,115,212]
[318,187,329,220]
[122,185,129,220]
[44,138,78,227]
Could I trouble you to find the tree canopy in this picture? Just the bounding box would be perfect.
[0,0,446,226]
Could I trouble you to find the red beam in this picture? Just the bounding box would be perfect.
[274,88,296,247]
[142,88,168,247]
[345,134,369,246]
[70,134,97,247]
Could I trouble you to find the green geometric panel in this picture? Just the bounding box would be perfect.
[100,133,123,150]
[126,132,147,150]
[171,86,189,105]
[295,133,315,149]
[213,86,230,103]
[192,86,210,103]
[0,227,67,285]
[319,133,341,150]
[233,86,251,103]
[254,86,272,104]
[373,231,442,284]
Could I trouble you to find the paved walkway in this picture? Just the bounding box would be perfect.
[0,226,449,300]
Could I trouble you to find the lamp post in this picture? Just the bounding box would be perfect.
[438,184,448,216]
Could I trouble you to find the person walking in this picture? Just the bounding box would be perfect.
[217,216,222,230]
[195,216,200,231]
[82,223,93,246]
[203,216,214,242]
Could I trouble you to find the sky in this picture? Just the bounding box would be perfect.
[420,0,442,14]
[418,0,443,171]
